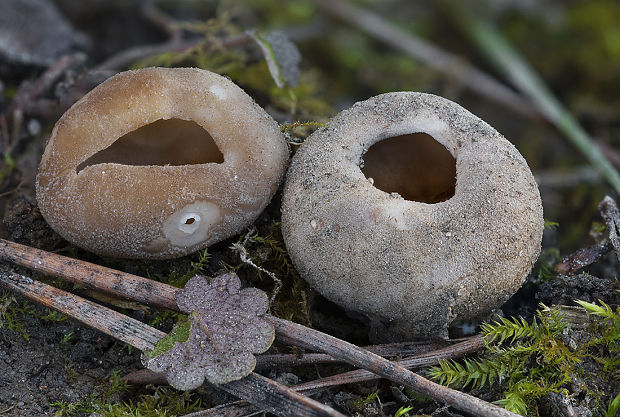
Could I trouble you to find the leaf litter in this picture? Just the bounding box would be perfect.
[143,273,275,390]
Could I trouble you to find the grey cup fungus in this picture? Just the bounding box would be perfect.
[36,67,288,259]
[281,92,543,340]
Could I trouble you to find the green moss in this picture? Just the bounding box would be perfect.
[52,382,202,417]
[236,0,315,26]
[350,391,379,414]
[232,222,312,325]
[0,291,71,340]
[163,248,211,289]
[51,371,203,416]
[604,393,620,417]
[281,121,326,146]
[394,406,414,417]
[428,303,620,416]
[0,291,35,339]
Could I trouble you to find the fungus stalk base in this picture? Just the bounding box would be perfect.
[361,133,456,204]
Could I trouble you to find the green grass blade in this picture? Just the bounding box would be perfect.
[464,18,620,195]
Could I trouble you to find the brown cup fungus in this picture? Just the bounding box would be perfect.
[281,92,543,340]
[36,67,288,259]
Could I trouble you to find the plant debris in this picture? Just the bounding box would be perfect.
[0,0,88,68]
[143,273,275,390]
[554,240,612,275]
[599,195,620,263]
[252,30,302,88]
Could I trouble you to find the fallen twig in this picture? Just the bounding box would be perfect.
[0,53,87,152]
[124,337,475,384]
[135,336,484,416]
[290,335,484,395]
[554,241,613,276]
[553,195,620,275]
[598,196,620,263]
[1,271,163,350]
[311,0,538,120]
[0,270,345,417]
[0,239,519,417]
[255,339,453,370]
[270,317,510,416]
[6,54,86,120]
[0,238,179,310]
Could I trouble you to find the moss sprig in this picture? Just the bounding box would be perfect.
[429,299,620,415]
[576,299,620,341]
[428,306,581,416]
[483,307,569,347]
[164,248,211,288]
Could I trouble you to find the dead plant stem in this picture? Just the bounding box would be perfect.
[0,238,518,417]
[0,270,344,417]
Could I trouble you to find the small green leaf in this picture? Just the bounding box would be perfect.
[143,274,275,390]
[605,393,620,417]
[394,406,413,417]
[146,316,190,359]
[252,30,301,88]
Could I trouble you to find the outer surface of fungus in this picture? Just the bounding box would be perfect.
[281,92,543,340]
[36,67,288,259]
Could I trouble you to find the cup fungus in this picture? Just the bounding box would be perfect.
[36,67,288,259]
[281,92,543,340]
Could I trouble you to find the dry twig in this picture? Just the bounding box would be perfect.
[0,238,178,310]
[124,337,476,383]
[554,241,613,276]
[0,53,86,147]
[599,196,620,263]
[116,335,485,417]
[0,270,344,417]
[291,335,484,395]
[192,336,483,416]
[554,196,620,275]
[255,339,453,369]
[0,238,519,417]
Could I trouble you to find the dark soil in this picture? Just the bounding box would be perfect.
[0,302,141,416]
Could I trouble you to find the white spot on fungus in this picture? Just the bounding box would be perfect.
[209,84,227,100]
[162,201,222,247]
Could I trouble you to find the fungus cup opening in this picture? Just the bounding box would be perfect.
[76,118,224,173]
[361,132,456,203]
